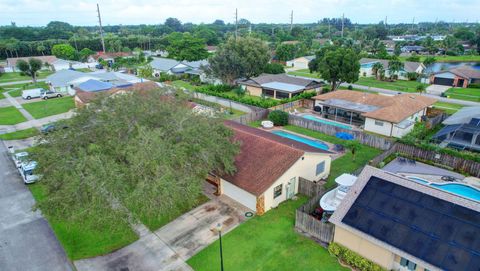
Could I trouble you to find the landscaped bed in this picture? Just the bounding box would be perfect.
[22,96,75,119]
[187,196,348,271]
[0,127,39,140]
[0,106,26,125]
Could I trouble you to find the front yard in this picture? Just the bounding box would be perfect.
[187,196,347,271]
[444,87,480,102]
[0,127,39,140]
[432,101,464,114]
[2,81,50,97]
[0,106,27,125]
[0,70,53,83]
[354,77,427,93]
[287,69,321,79]
[22,96,75,119]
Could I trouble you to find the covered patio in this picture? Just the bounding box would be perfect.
[315,98,380,126]
[260,82,307,99]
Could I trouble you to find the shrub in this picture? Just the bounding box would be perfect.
[198,84,232,93]
[406,72,419,81]
[347,85,353,90]
[468,83,480,89]
[263,63,285,74]
[328,243,385,271]
[268,110,289,126]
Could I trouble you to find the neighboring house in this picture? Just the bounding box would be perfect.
[205,46,217,53]
[51,59,92,71]
[238,73,322,99]
[359,58,425,80]
[149,57,218,84]
[46,70,143,95]
[330,166,480,271]
[312,90,436,138]
[74,81,159,108]
[433,106,480,152]
[207,121,332,215]
[286,55,315,70]
[429,67,480,87]
[401,45,425,54]
[6,55,58,72]
[87,52,133,63]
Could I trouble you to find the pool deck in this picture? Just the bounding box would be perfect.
[295,110,362,131]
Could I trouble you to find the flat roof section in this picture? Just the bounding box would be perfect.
[321,98,381,113]
[260,82,305,93]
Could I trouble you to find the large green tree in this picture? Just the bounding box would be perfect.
[32,87,239,232]
[16,58,42,82]
[275,44,296,62]
[309,46,360,90]
[387,59,404,80]
[51,43,76,60]
[207,36,270,85]
[166,32,208,61]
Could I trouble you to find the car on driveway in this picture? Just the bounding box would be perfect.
[41,90,63,100]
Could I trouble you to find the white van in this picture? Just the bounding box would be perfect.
[22,88,45,100]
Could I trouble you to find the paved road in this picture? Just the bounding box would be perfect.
[0,143,73,271]
[0,78,46,86]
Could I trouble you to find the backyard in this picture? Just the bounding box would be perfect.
[187,196,347,271]
[22,96,75,119]
[444,87,480,102]
[0,70,53,83]
[0,106,27,125]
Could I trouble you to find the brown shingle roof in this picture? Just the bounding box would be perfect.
[449,67,480,79]
[313,90,436,123]
[7,55,58,67]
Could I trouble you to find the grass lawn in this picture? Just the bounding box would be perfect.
[0,106,27,125]
[0,70,53,83]
[287,69,321,79]
[355,77,427,93]
[170,80,200,90]
[2,81,50,97]
[399,55,480,63]
[432,102,464,114]
[443,87,480,102]
[283,125,382,189]
[22,96,74,119]
[188,196,347,271]
[0,128,39,140]
[28,183,139,260]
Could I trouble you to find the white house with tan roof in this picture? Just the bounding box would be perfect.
[360,58,425,80]
[286,55,315,70]
[312,90,436,138]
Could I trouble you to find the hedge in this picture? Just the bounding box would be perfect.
[328,243,385,271]
[268,110,289,126]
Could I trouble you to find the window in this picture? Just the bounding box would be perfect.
[276,91,290,99]
[316,161,325,175]
[273,184,282,198]
[374,120,384,126]
[262,89,275,97]
[400,257,417,271]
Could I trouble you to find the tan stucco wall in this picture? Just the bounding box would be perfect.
[334,227,395,270]
[246,86,262,97]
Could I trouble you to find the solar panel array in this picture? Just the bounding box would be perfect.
[342,176,480,271]
[468,118,480,127]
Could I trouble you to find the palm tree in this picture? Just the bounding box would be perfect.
[416,84,426,95]
[387,59,404,81]
[345,140,361,161]
[371,62,384,80]
[441,35,457,56]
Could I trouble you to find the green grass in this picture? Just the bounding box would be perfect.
[0,70,53,83]
[283,125,382,189]
[355,77,427,93]
[188,196,347,271]
[432,102,464,115]
[2,81,49,97]
[131,194,210,231]
[287,69,321,79]
[0,106,27,125]
[0,128,39,140]
[28,183,139,260]
[399,55,480,63]
[171,80,200,90]
[444,87,480,102]
[22,96,74,119]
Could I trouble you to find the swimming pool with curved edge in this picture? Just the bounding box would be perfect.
[407,176,480,202]
[271,130,329,150]
[301,114,353,130]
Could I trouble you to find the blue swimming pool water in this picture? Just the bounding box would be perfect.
[361,62,375,68]
[302,114,352,130]
[407,176,429,184]
[407,176,480,201]
[272,131,329,150]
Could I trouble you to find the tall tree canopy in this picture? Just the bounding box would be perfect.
[51,43,76,60]
[33,87,239,231]
[16,58,42,82]
[166,32,208,61]
[309,46,360,90]
[207,36,270,85]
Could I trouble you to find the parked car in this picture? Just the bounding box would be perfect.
[41,90,62,100]
[95,64,104,69]
[13,151,29,168]
[41,123,69,134]
[22,88,45,100]
[19,161,40,184]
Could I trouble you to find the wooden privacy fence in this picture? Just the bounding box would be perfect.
[298,177,326,198]
[425,112,447,129]
[230,109,269,125]
[269,99,313,112]
[289,115,394,150]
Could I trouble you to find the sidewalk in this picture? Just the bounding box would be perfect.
[0,111,74,134]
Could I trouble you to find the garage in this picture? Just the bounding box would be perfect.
[433,77,454,86]
[221,179,257,211]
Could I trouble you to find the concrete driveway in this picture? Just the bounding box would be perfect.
[74,195,251,271]
[0,143,73,271]
[426,84,451,96]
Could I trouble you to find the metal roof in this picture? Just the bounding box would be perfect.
[443,106,480,125]
[260,82,305,92]
[321,98,381,113]
[77,79,113,92]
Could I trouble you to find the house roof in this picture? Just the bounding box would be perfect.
[46,70,142,87]
[360,58,424,73]
[7,55,58,67]
[436,67,480,80]
[261,82,305,93]
[77,79,114,92]
[313,90,436,123]
[75,81,160,105]
[150,57,208,72]
[442,106,480,125]
[46,69,86,87]
[221,121,330,196]
[330,166,480,271]
[239,73,320,90]
[90,52,132,60]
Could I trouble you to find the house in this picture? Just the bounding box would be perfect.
[74,81,159,107]
[359,58,425,80]
[286,56,315,70]
[401,45,425,54]
[312,90,436,138]
[238,73,322,100]
[329,166,480,271]
[87,52,133,64]
[6,55,58,72]
[150,57,208,75]
[207,121,331,215]
[429,67,480,87]
[51,59,92,71]
[433,106,480,152]
[205,46,217,53]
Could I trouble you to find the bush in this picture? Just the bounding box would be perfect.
[263,63,285,74]
[328,243,385,271]
[406,72,419,81]
[347,85,353,90]
[268,110,289,126]
[198,84,232,93]
[468,83,480,89]
[157,72,177,82]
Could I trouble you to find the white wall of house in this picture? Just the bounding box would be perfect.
[52,85,75,96]
[391,123,415,138]
[221,179,257,211]
[286,57,310,70]
[364,118,394,137]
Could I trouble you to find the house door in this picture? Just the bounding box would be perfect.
[457,79,465,87]
[286,177,296,199]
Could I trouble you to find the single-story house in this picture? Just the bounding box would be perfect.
[51,59,92,71]
[6,55,58,72]
[149,57,218,84]
[207,121,332,215]
[87,52,133,63]
[429,67,480,87]
[401,45,425,53]
[359,58,425,80]
[74,81,159,107]
[433,106,480,152]
[312,90,436,138]
[238,73,322,100]
[330,166,480,271]
[46,70,143,95]
[286,55,315,70]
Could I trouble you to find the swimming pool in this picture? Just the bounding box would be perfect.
[301,114,352,130]
[272,130,329,150]
[407,176,480,202]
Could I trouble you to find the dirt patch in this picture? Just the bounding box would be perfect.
[204,205,216,212]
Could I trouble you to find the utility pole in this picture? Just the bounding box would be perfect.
[341,13,345,38]
[97,3,106,53]
[73,34,78,51]
[411,17,415,31]
[290,10,293,31]
[235,8,238,41]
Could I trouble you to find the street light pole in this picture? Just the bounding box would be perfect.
[216,223,224,271]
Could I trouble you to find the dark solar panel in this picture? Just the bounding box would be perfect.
[468,118,480,126]
[342,176,480,271]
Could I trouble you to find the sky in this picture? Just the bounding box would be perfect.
[0,0,479,26]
